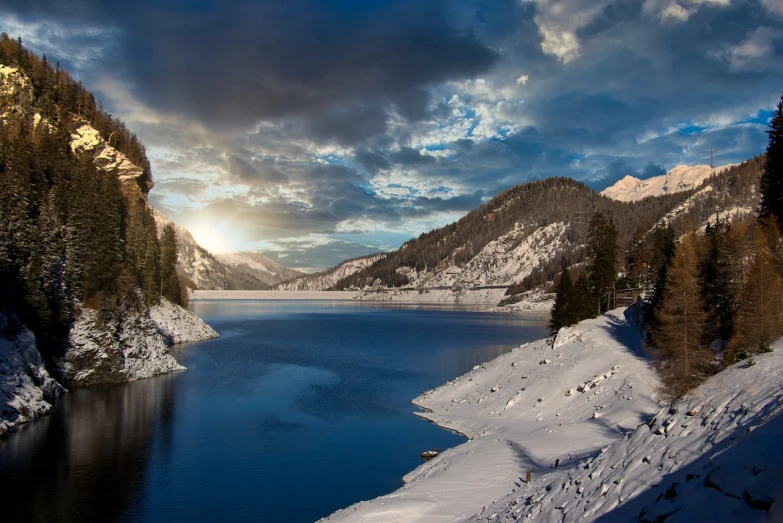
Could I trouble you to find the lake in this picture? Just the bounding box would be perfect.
[0,300,549,522]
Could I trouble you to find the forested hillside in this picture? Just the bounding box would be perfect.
[0,35,216,433]
[151,209,284,290]
[335,158,764,296]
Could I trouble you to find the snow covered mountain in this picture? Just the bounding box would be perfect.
[326,309,783,522]
[216,252,304,287]
[275,253,385,291]
[335,160,763,304]
[601,163,734,202]
[151,209,302,289]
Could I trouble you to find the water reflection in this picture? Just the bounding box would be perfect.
[0,373,177,522]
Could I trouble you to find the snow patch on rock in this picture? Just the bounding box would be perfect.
[70,122,146,185]
[60,305,185,386]
[0,314,65,436]
[149,298,219,345]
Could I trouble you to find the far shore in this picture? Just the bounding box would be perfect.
[190,288,510,305]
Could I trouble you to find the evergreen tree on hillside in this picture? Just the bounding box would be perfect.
[587,212,618,314]
[550,267,576,332]
[760,93,783,228]
[729,221,783,360]
[652,236,713,398]
[645,225,677,325]
[699,219,735,343]
[160,223,183,306]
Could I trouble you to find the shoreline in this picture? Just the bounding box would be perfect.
[322,308,662,522]
[190,290,556,313]
[190,288,511,305]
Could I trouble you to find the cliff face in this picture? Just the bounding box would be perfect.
[0,41,219,435]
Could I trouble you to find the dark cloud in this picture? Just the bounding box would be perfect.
[4,0,783,270]
[1,0,498,140]
[227,155,289,188]
[152,177,207,199]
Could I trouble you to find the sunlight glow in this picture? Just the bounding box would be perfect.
[189,225,230,253]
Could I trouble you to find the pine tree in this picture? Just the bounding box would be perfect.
[698,218,734,343]
[760,92,783,228]
[587,212,618,314]
[160,223,183,306]
[573,272,597,322]
[550,267,576,332]
[645,225,677,325]
[652,236,713,398]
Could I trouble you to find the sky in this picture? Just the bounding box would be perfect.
[2,0,783,271]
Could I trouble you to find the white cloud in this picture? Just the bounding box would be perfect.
[643,0,731,22]
[761,0,783,17]
[516,74,530,85]
[0,14,113,70]
[710,26,783,72]
[521,0,614,63]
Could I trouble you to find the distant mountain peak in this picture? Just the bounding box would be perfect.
[601,164,734,202]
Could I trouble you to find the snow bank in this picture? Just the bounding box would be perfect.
[149,298,219,345]
[0,315,65,436]
[477,342,783,522]
[323,308,660,522]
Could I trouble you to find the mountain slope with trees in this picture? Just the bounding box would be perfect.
[150,209,299,290]
[335,158,763,302]
[0,35,216,435]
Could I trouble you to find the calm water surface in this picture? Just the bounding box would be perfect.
[0,300,548,522]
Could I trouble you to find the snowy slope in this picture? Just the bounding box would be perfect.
[326,309,783,522]
[276,254,385,291]
[152,209,301,289]
[400,223,572,291]
[151,208,233,289]
[475,342,783,522]
[602,164,734,202]
[149,298,219,345]
[324,308,661,522]
[217,251,303,286]
[0,314,65,436]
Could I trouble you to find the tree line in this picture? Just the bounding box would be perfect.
[0,37,184,368]
[550,92,783,399]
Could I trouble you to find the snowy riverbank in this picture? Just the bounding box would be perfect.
[323,309,783,522]
[1,299,218,435]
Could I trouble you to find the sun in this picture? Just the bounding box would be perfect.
[189,225,230,253]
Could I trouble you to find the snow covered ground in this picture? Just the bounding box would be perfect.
[601,164,733,202]
[149,298,219,345]
[323,308,660,522]
[325,309,783,522]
